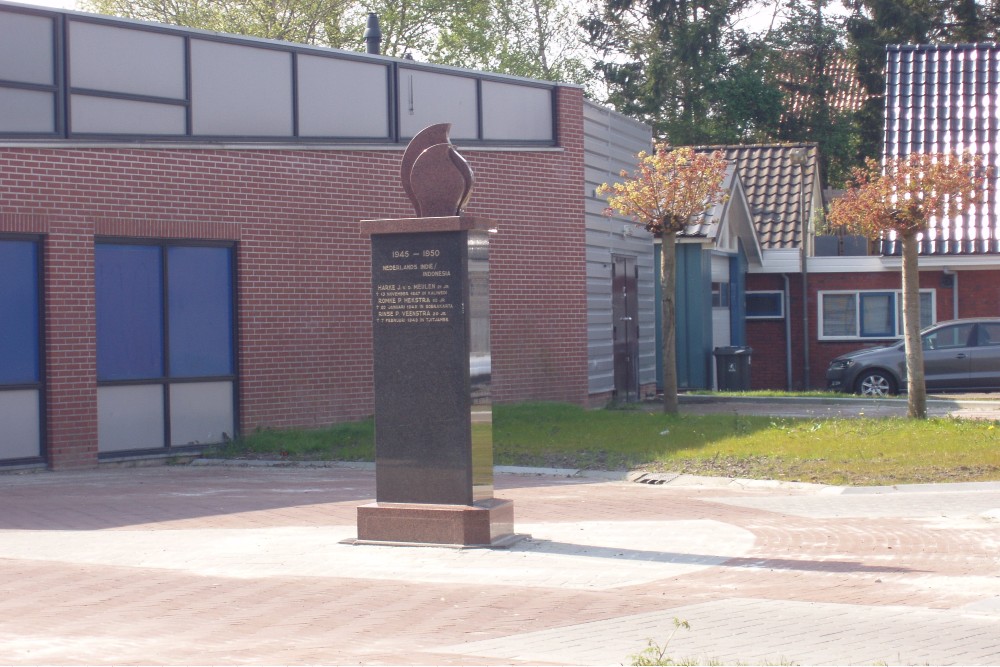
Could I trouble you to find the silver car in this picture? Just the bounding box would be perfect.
[826,318,1000,396]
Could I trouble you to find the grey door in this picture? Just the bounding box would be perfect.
[922,322,975,389]
[612,255,639,400]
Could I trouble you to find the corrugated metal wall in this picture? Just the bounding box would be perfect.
[582,100,655,399]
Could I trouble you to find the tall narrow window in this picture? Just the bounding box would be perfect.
[96,241,235,454]
[167,246,234,377]
[859,293,894,337]
[95,244,164,380]
[821,294,857,338]
[0,238,42,461]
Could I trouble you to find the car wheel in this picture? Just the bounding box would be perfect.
[855,371,897,397]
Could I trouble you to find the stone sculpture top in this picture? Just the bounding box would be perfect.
[400,124,475,218]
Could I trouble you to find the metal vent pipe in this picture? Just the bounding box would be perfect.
[364,13,382,55]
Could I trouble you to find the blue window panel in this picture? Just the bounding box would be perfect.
[96,244,164,380]
[859,293,895,337]
[167,246,234,377]
[0,240,39,385]
[745,292,784,319]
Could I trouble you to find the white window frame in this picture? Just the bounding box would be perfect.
[817,289,936,341]
[745,290,785,319]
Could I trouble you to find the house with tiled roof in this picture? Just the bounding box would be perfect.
[723,44,1000,392]
[715,144,821,252]
[638,142,829,393]
[595,147,763,394]
[597,43,1000,396]
[668,143,823,391]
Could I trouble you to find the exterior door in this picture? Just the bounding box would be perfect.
[612,255,639,401]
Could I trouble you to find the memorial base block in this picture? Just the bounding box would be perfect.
[353,498,521,548]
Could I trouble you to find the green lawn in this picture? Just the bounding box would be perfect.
[207,401,1000,486]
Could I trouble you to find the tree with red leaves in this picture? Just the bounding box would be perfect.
[828,152,987,418]
[598,144,728,414]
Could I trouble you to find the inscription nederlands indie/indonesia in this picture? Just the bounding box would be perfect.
[374,245,455,325]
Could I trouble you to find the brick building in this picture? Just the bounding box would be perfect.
[0,1,615,468]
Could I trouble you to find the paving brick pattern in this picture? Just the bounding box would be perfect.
[1,465,998,665]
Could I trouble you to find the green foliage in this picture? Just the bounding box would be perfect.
[358,0,449,58]
[82,0,356,46]
[686,389,843,398]
[767,0,861,186]
[712,43,785,144]
[583,0,780,144]
[630,618,692,666]
[492,402,1000,485]
[628,618,797,665]
[208,418,374,461]
[429,0,595,86]
[582,0,870,183]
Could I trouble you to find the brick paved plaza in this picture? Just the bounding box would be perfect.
[1,464,998,665]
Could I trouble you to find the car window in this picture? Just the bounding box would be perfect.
[923,323,974,350]
[977,322,1000,347]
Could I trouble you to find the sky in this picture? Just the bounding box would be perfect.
[17,0,78,8]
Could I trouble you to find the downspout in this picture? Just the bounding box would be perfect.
[801,237,810,389]
[944,268,958,319]
[782,273,793,391]
[791,148,811,390]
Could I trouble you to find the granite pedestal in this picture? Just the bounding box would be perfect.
[357,214,516,548]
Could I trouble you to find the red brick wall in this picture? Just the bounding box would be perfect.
[482,87,588,406]
[745,274,791,390]
[747,267,1000,391]
[957,270,1000,317]
[0,86,588,468]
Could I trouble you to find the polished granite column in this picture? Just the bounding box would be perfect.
[354,214,516,548]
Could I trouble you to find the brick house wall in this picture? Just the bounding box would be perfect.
[747,268,1000,391]
[0,88,587,469]
[957,271,1000,318]
[745,274,792,390]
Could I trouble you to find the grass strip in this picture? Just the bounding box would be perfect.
[206,402,1000,486]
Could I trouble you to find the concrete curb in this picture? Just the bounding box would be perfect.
[677,393,1000,411]
[191,459,1000,495]
[191,459,376,471]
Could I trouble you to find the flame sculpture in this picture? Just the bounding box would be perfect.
[400,123,475,218]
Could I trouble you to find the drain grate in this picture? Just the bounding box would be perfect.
[631,472,680,485]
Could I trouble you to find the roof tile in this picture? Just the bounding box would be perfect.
[885,44,1000,254]
[695,144,819,250]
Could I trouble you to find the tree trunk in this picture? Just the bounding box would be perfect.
[661,232,679,414]
[901,232,927,419]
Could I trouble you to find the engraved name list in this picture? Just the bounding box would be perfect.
[373,241,456,325]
